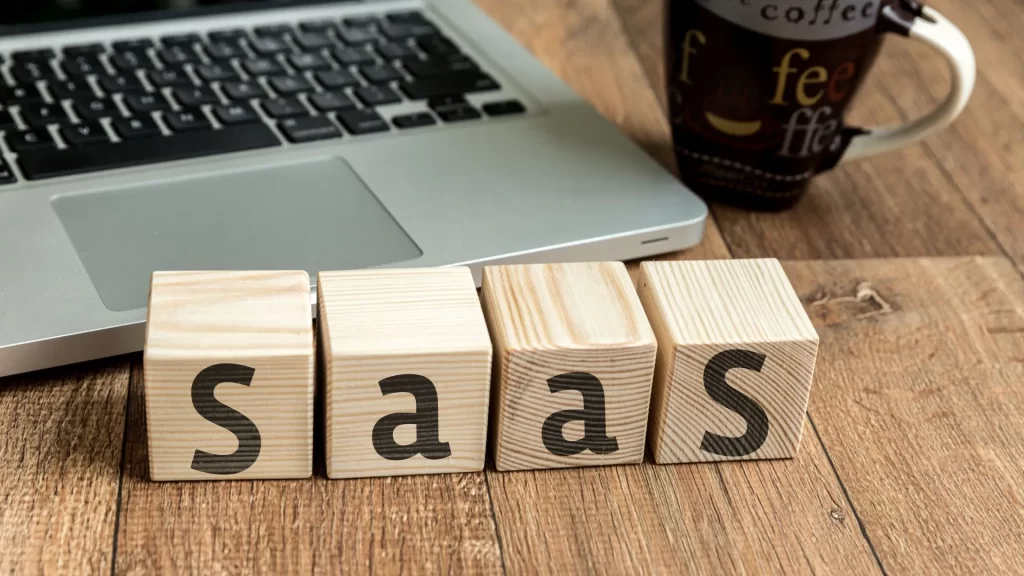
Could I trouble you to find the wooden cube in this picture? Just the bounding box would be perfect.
[317,268,492,479]
[637,259,819,463]
[481,262,658,472]
[143,271,314,481]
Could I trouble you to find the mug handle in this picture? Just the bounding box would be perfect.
[838,3,975,164]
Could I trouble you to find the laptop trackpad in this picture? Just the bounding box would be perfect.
[51,157,422,312]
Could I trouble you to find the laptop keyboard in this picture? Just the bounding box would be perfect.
[0,10,526,184]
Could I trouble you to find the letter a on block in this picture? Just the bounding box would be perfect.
[318,268,492,479]
[143,271,315,481]
[636,259,819,463]
[481,262,658,472]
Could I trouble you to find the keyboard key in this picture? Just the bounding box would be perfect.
[243,58,285,77]
[269,75,313,95]
[279,116,342,143]
[111,51,154,72]
[392,112,436,129]
[213,102,260,125]
[18,124,281,180]
[74,98,118,119]
[162,33,201,46]
[0,159,17,185]
[404,56,477,78]
[0,84,44,105]
[61,122,110,146]
[159,45,200,66]
[261,97,308,119]
[63,44,105,57]
[314,69,359,90]
[337,109,389,135]
[148,68,193,88]
[288,52,332,71]
[299,20,337,33]
[0,110,15,129]
[417,35,459,57]
[165,108,212,132]
[295,33,333,51]
[381,22,438,40]
[205,43,244,61]
[208,29,248,44]
[222,81,267,101]
[428,94,468,111]
[113,115,162,140]
[483,100,526,117]
[49,79,95,99]
[249,37,289,56]
[343,16,380,29]
[378,42,419,61]
[62,56,104,77]
[338,27,377,45]
[124,92,172,113]
[309,91,355,112]
[254,24,294,38]
[98,74,147,94]
[436,104,481,123]
[401,73,499,100]
[7,129,57,152]
[12,61,57,84]
[360,63,401,84]
[174,86,221,107]
[386,11,430,25]
[12,49,55,61]
[22,103,69,128]
[112,39,154,51]
[355,84,401,107]
[196,63,240,82]
[334,46,376,66]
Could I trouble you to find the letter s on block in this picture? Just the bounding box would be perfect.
[190,363,262,475]
[699,350,770,458]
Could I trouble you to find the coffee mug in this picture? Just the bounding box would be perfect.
[666,0,975,210]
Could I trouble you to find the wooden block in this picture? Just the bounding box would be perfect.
[317,268,492,479]
[143,271,314,481]
[636,259,819,463]
[481,262,658,472]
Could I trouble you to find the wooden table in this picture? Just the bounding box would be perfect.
[3,1,1023,573]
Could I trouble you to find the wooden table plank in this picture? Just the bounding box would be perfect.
[787,257,1024,574]
[113,362,503,575]
[610,0,1001,260]
[866,0,1024,274]
[0,358,130,574]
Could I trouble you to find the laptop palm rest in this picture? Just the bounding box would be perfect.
[51,157,422,312]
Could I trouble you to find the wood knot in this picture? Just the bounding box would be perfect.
[807,281,893,326]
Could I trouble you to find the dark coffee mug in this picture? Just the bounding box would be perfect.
[666,0,975,210]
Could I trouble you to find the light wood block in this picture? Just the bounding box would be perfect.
[143,271,314,481]
[481,262,658,472]
[636,259,819,463]
[318,268,492,479]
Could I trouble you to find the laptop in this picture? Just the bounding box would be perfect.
[0,0,708,378]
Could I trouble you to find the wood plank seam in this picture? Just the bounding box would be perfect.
[109,364,135,576]
[808,415,889,576]
[482,473,509,576]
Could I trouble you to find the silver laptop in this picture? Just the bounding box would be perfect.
[0,0,707,378]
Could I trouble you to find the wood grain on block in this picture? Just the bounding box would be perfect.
[481,262,658,472]
[637,259,818,463]
[318,268,493,479]
[143,271,314,481]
